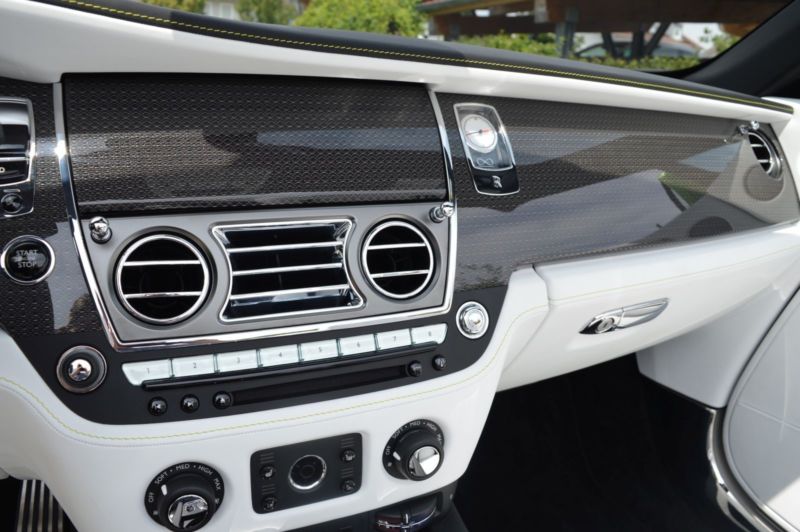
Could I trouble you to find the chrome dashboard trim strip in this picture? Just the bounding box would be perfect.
[706,409,785,532]
[56,84,458,352]
[428,89,455,203]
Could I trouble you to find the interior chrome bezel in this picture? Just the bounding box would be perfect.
[115,233,212,326]
[56,84,458,352]
[361,219,435,300]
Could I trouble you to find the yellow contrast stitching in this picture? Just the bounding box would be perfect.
[47,0,793,114]
[0,304,548,442]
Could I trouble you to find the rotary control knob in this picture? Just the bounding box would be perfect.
[383,419,444,481]
[144,462,224,532]
[457,302,489,339]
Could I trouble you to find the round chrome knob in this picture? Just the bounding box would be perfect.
[88,216,112,244]
[457,302,489,339]
[168,494,210,530]
[429,201,455,223]
[56,346,107,394]
[383,419,444,481]
[408,445,441,478]
[66,358,92,382]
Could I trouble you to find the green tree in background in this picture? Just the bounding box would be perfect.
[458,33,559,56]
[142,0,205,13]
[237,0,297,24]
[294,0,423,36]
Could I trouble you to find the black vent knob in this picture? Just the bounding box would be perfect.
[144,462,224,532]
[383,420,444,481]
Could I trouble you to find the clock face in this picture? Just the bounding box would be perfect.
[461,114,498,153]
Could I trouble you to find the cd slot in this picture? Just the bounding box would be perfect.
[233,365,407,405]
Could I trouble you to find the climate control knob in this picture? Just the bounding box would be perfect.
[383,419,444,481]
[144,462,224,531]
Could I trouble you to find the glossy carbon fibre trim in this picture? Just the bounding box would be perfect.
[0,77,101,339]
[56,85,458,352]
[30,0,793,114]
[436,93,800,290]
[62,74,447,215]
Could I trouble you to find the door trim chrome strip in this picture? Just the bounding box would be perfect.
[55,83,458,352]
[706,409,786,532]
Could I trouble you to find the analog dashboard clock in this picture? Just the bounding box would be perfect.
[460,114,498,153]
[454,103,519,195]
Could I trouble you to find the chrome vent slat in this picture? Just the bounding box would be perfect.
[232,263,342,276]
[229,284,352,301]
[363,221,435,300]
[370,269,431,279]
[124,291,205,299]
[367,243,427,250]
[227,241,342,253]
[214,219,362,322]
[114,234,211,325]
[123,259,202,266]
[747,131,782,179]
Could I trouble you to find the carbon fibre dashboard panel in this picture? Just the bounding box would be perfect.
[1,74,799,424]
[440,94,800,290]
[63,75,448,215]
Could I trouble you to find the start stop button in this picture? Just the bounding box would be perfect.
[1,236,54,285]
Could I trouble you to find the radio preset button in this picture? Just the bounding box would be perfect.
[376,329,412,351]
[411,324,447,345]
[172,355,215,378]
[260,345,300,366]
[122,359,172,385]
[300,340,339,362]
[215,350,258,372]
[338,334,376,356]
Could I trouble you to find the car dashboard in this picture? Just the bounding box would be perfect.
[2,2,800,531]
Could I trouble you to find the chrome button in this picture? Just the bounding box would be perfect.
[457,302,489,339]
[408,446,441,478]
[66,358,92,382]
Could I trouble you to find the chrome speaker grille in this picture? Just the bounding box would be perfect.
[747,131,782,178]
[115,234,210,325]
[362,220,434,299]
[214,219,362,322]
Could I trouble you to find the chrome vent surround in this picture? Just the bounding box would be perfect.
[115,234,210,325]
[213,219,362,322]
[362,220,435,299]
[747,130,782,178]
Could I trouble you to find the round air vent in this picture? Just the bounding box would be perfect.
[115,234,210,325]
[362,220,434,299]
[747,130,782,179]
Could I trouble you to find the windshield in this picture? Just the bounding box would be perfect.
[146,0,789,72]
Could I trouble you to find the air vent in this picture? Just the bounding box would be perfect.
[115,234,210,325]
[747,131,782,178]
[214,220,362,322]
[362,221,434,299]
[0,99,33,185]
